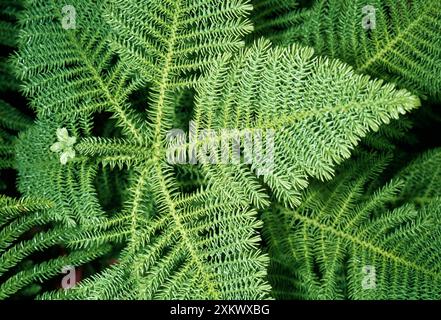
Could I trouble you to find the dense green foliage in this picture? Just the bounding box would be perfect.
[0,0,440,300]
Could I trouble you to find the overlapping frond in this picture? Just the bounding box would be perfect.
[264,154,441,299]
[0,194,110,299]
[395,148,441,205]
[251,0,302,38]
[255,0,441,100]
[41,167,270,299]
[105,0,254,144]
[360,118,413,152]
[184,40,420,207]
[16,0,147,141]
[107,0,254,88]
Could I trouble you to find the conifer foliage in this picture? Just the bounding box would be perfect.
[0,0,440,300]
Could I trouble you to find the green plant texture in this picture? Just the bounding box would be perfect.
[0,0,440,300]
